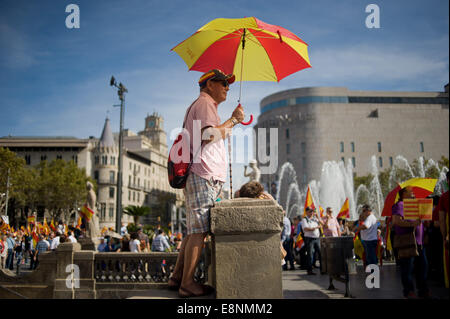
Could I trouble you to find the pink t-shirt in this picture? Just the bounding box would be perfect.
[323,215,340,237]
[184,92,227,182]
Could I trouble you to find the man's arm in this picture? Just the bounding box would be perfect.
[202,105,245,142]
[392,215,420,228]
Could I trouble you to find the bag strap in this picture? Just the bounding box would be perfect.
[182,98,200,129]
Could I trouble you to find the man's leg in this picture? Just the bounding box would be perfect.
[170,234,190,284]
[180,232,207,293]
[313,239,322,272]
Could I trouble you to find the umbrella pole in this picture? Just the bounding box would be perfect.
[229,29,246,200]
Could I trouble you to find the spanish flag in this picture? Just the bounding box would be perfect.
[43,218,50,235]
[50,218,56,232]
[27,215,35,224]
[101,226,108,234]
[31,229,39,247]
[64,224,68,235]
[80,205,95,222]
[0,220,8,232]
[337,198,350,219]
[76,216,82,230]
[296,232,305,249]
[303,186,316,216]
[319,206,324,218]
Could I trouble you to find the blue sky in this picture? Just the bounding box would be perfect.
[0,0,448,189]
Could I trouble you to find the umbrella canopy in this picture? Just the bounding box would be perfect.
[172,17,311,82]
[381,177,437,217]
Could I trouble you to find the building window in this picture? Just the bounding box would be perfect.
[379,157,383,168]
[129,162,132,170]
[302,173,307,184]
[56,155,62,160]
[352,157,356,168]
[377,142,382,153]
[25,155,31,165]
[341,157,345,163]
[109,206,114,218]
[109,187,114,199]
[340,142,344,153]
[100,203,106,219]
[286,128,290,139]
[286,144,290,155]
[420,142,424,153]
[110,156,115,165]
[302,157,307,169]
[72,155,78,164]
[109,171,115,183]
[137,192,140,202]
[133,192,136,202]
[40,155,47,161]
[94,171,99,181]
[301,142,306,153]
[389,157,393,167]
[266,145,270,155]
[95,156,99,165]
[351,142,355,153]
[138,178,140,187]
[128,190,131,201]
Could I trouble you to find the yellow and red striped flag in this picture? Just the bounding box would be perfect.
[80,205,95,222]
[64,224,68,235]
[337,198,350,219]
[50,218,56,232]
[295,232,304,249]
[27,215,35,224]
[43,218,50,235]
[76,216,82,230]
[319,206,324,218]
[303,186,316,217]
[385,217,392,251]
[31,229,39,247]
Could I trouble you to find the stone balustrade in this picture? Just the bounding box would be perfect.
[1,198,283,299]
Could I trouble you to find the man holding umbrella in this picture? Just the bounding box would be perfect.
[169,69,244,297]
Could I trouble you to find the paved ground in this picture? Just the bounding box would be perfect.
[282,261,449,299]
[9,258,449,299]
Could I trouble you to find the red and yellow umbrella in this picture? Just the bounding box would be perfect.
[172,17,311,83]
[381,177,437,217]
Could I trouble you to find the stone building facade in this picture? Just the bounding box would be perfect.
[0,113,184,229]
[255,84,449,190]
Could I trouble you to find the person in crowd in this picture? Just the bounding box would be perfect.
[301,206,324,275]
[238,181,275,200]
[392,186,430,299]
[120,223,128,236]
[322,207,341,237]
[0,234,8,269]
[5,232,15,270]
[14,235,25,275]
[137,227,150,252]
[355,205,379,266]
[97,237,108,252]
[281,211,295,271]
[152,229,172,252]
[50,231,61,251]
[119,234,131,252]
[33,234,49,269]
[67,231,77,243]
[129,232,141,252]
[338,218,353,236]
[438,171,449,290]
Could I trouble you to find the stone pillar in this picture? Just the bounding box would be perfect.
[73,251,96,299]
[210,198,284,299]
[53,242,81,299]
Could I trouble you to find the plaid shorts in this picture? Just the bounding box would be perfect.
[184,173,223,235]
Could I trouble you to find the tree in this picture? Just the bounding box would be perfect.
[123,205,151,226]
[0,147,27,219]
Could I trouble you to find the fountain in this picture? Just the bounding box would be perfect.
[275,155,448,220]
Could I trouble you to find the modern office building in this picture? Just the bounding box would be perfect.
[0,113,184,229]
[255,84,449,190]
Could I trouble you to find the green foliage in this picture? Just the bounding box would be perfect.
[123,205,151,225]
[0,148,93,222]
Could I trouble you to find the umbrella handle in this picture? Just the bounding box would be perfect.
[241,115,253,126]
[236,104,253,125]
